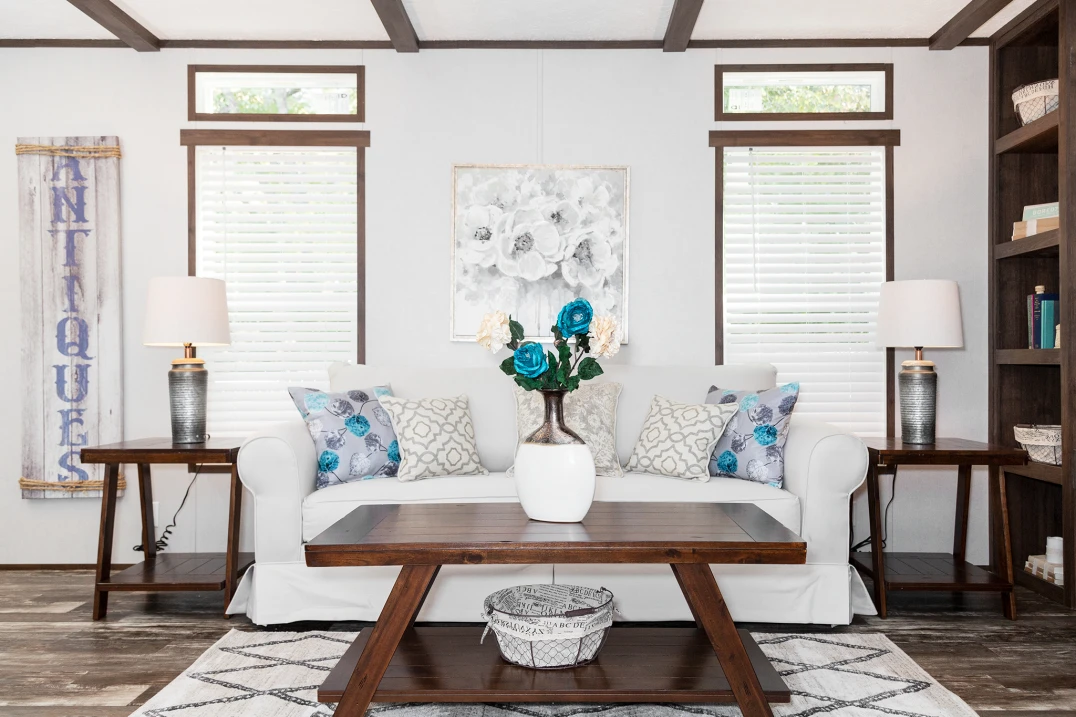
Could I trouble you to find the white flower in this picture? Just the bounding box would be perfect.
[495,208,563,281]
[589,314,621,358]
[458,205,502,267]
[561,229,618,290]
[476,310,512,353]
[541,199,582,235]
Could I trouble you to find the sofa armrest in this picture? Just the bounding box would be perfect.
[781,417,868,565]
[237,420,316,564]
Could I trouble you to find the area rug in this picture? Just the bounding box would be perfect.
[130,630,978,717]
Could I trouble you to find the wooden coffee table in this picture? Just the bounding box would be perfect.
[305,502,806,717]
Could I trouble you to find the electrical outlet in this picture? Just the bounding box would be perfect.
[153,501,160,528]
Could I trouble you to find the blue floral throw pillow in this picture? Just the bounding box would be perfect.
[705,383,800,488]
[288,386,400,490]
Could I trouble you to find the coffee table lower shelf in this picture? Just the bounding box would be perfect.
[319,626,788,704]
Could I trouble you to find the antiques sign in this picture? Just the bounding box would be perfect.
[17,137,124,499]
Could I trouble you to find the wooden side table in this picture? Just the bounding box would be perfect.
[850,438,1026,620]
[81,438,254,620]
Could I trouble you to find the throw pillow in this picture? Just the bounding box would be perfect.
[288,386,399,490]
[508,383,624,478]
[378,395,489,481]
[705,382,800,488]
[625,395,739,481]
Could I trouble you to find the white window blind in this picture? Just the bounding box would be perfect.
[195,145,358,437]
[723,146,887,436]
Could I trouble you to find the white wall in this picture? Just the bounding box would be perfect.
[0,45,989,565]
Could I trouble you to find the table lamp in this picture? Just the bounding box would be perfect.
[876,280,964,444]
[143,277,231,443]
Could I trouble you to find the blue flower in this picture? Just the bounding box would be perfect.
[556,298,593,337]
[345,415,371,437]
[318,450,340,473]
[387,440,400,463]
[739,394,759,411]
[305,392,329,412]
[374,386,392,398]
[513,342,549,378]
[781,382,800,394]
[754,424,778,446]
[716,450,738,474]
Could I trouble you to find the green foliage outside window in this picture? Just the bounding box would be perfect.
[212,88,359,115]
[723,84,873,114]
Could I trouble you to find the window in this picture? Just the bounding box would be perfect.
[713,131,898,436]
[182,130,369,436]
[715,64,892,121]
[188,66,364,122]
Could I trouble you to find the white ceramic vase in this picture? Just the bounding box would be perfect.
[514,390,596,523]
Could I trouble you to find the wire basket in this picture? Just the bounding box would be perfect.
[1013,79,1059,125]
[1014,424,1062,465]
[481,584,614,669]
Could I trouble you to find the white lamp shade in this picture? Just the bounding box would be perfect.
[143,277,231,347]
[876,280,963,348]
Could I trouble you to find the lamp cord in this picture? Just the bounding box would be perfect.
[133,468,200,553]
[850,472,897,551]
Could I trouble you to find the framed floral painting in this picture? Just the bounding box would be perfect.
[451,164,629,342]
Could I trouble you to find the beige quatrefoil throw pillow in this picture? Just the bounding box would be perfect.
[625,395,739,481]
[378,395,489,482]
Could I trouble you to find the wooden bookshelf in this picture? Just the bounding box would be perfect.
[988,0,1074,608]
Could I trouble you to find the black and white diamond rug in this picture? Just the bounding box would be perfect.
[130,630,978,717]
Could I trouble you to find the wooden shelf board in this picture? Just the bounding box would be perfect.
[994,349,1062,365]
[319,626,790,704]
[850,552,1011,592]
[97,552,253,592]
[1015,567,1065,603]
[995,229,1060,259]
[1005,462,1064,485]
[995,111,1059,154]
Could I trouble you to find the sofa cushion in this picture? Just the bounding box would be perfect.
[379,395,488,481]
[706,383,800,489]
[596,473,801,535]
[625,396,738,481]
[302,472,518,542]
[301,470,801,543]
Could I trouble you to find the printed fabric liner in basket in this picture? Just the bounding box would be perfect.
[481,584,614,669]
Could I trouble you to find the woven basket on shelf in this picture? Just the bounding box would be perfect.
[1013,424,1062,465]
[481,584,614,669]
[1012,79,1059,125]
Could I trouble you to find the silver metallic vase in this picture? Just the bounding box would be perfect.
[168,358,208,444]
[899,360,937,444]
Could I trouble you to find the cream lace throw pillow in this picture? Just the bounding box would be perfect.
[509,383,624,477]
[378,395,489,482]
[625,395,739,481]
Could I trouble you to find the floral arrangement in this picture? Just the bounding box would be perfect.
[477,298,620,392]
[454,166,627,338]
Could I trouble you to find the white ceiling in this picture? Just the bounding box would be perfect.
[0,0,1041,42]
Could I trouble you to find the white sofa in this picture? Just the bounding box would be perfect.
[229,362,875,626]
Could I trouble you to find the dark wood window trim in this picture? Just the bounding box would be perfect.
[182,128,369,363]
[712,128,899,435]
[187,65,365,123]
[714,64,894,122]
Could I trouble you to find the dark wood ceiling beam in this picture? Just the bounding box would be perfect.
[929,0,1013,50]
[66,0,159,51]
[663,0,704,52]
[370,0,419,53]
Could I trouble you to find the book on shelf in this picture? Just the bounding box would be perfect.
[1028,290,1060,349]
[1013,216,1060,239]
[1022,201,1059,221]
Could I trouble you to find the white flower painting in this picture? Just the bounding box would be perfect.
[451,165,629,342]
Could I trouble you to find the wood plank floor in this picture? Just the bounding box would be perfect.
[1,569,1074,715]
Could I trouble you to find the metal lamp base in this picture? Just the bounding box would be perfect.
[898,360,937,444]
[169,358,208,444]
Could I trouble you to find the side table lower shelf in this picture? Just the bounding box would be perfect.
[320,626,788,704]
[97,552,254,592]
[851,552,1012,592]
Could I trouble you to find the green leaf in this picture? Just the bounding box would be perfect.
[498,356,516,376]
[576,333,591,354]
[577,357,604,381]
[551,325,564,342]
[509,318,525,343]
[515,376,541,391]
[566,375,581,392]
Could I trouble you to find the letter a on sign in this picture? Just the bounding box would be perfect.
[16,137,124,499]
